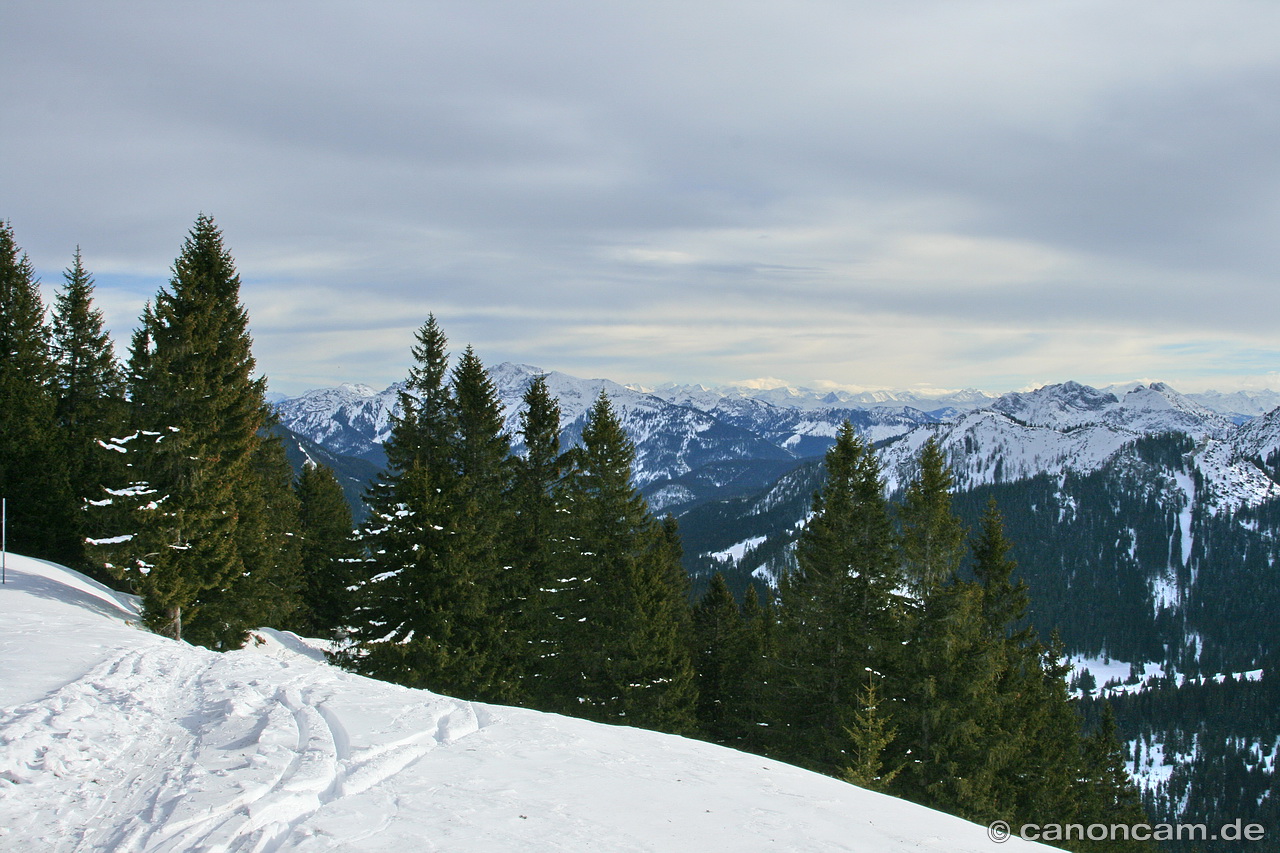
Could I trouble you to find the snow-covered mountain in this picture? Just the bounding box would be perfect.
[991,381,1233,438]
[642,380,998,414]
[273,363,938,501]
[273,382,399,463]
[274,369,1279,521]
[1134,386,1280,422]
[0,553,1052,852]
[878,382,1275,508]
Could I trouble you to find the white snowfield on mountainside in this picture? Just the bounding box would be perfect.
[0,553,1053,852]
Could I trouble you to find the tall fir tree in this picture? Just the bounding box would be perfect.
[442,345,520,701]
[510,373,571,707]
[1074,703,1152,852]
[343,315,460,685]
[891,438,1007,818]
[50,248,127,570]
[85,215,292,647]
[554,391,697,733]
[736,582,774,753]
[342,321,521,703]
[898,436,967,598]
[0,220,75,563]
[773,421,905,773]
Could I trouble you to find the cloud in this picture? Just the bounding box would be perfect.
[4,1,1279,395]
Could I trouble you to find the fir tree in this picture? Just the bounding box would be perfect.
[891,439,1006,818]
[898,436,967,597]
[0,221,75,562]
[634,515,698,732]
[50,248,126,570]
[961,512,1099,835]
[198,423,304,644]
[86,215,283,647]
[1074,704,1153,851]
[737,583,774,753]
[510,373,570,707]
[971,498,1031,641]
[692,572,765,745]
[892,578,1006,819]
[442,345,520,701]
[342,321,520,703]
[295,461,360,635]
[841,672,901,792]
[774,421,905,772]
[343,315,460,685]
[555,392,697,732]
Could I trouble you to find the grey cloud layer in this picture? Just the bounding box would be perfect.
[4,1,1278,394]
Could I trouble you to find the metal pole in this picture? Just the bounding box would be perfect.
[2,497,6,585]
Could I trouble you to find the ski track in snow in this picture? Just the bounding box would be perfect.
[0,637,486,852]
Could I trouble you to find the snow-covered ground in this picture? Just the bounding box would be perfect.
[0,553,1052,852]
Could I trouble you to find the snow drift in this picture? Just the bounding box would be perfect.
[0,553,1050,851]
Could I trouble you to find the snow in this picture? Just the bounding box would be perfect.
[1128,739,1176,791]
[1172,470,1195,564]
[0,553,1054,852]
[1189,438,1280,513]
[707,535,768,564]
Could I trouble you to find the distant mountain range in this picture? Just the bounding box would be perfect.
[272,364,1280,516]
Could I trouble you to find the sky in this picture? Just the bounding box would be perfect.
[4,1,1280,397]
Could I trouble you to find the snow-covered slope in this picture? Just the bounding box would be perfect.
[878,383,1269,500]
[0,554,1050,852]
[1233,405,1280,467]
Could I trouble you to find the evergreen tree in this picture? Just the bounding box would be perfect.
[0,220,73,562]
[442,345,520,701]
[841,672,901,792]
[510,373,570,707]
[1003,634,1086,828]
[638,515,698,731]
[386,314,452,476]
[50,248,126,569]
[692,572,749,743]
[86,214,284,647]
[891,439,1006,818]
[737,582,774,753]
[898,436,967,597]
[198,423,304,644]
[295,461,360,635]
[1075,704,1152,852]
[962,511,1101,836]
[971,498,1031,642]
[342,316,460,685]
[773,421,904,773]
[555,392,697,732]
[891,577,1006,819]
[342,321,520,703]
[691,572,772,746]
